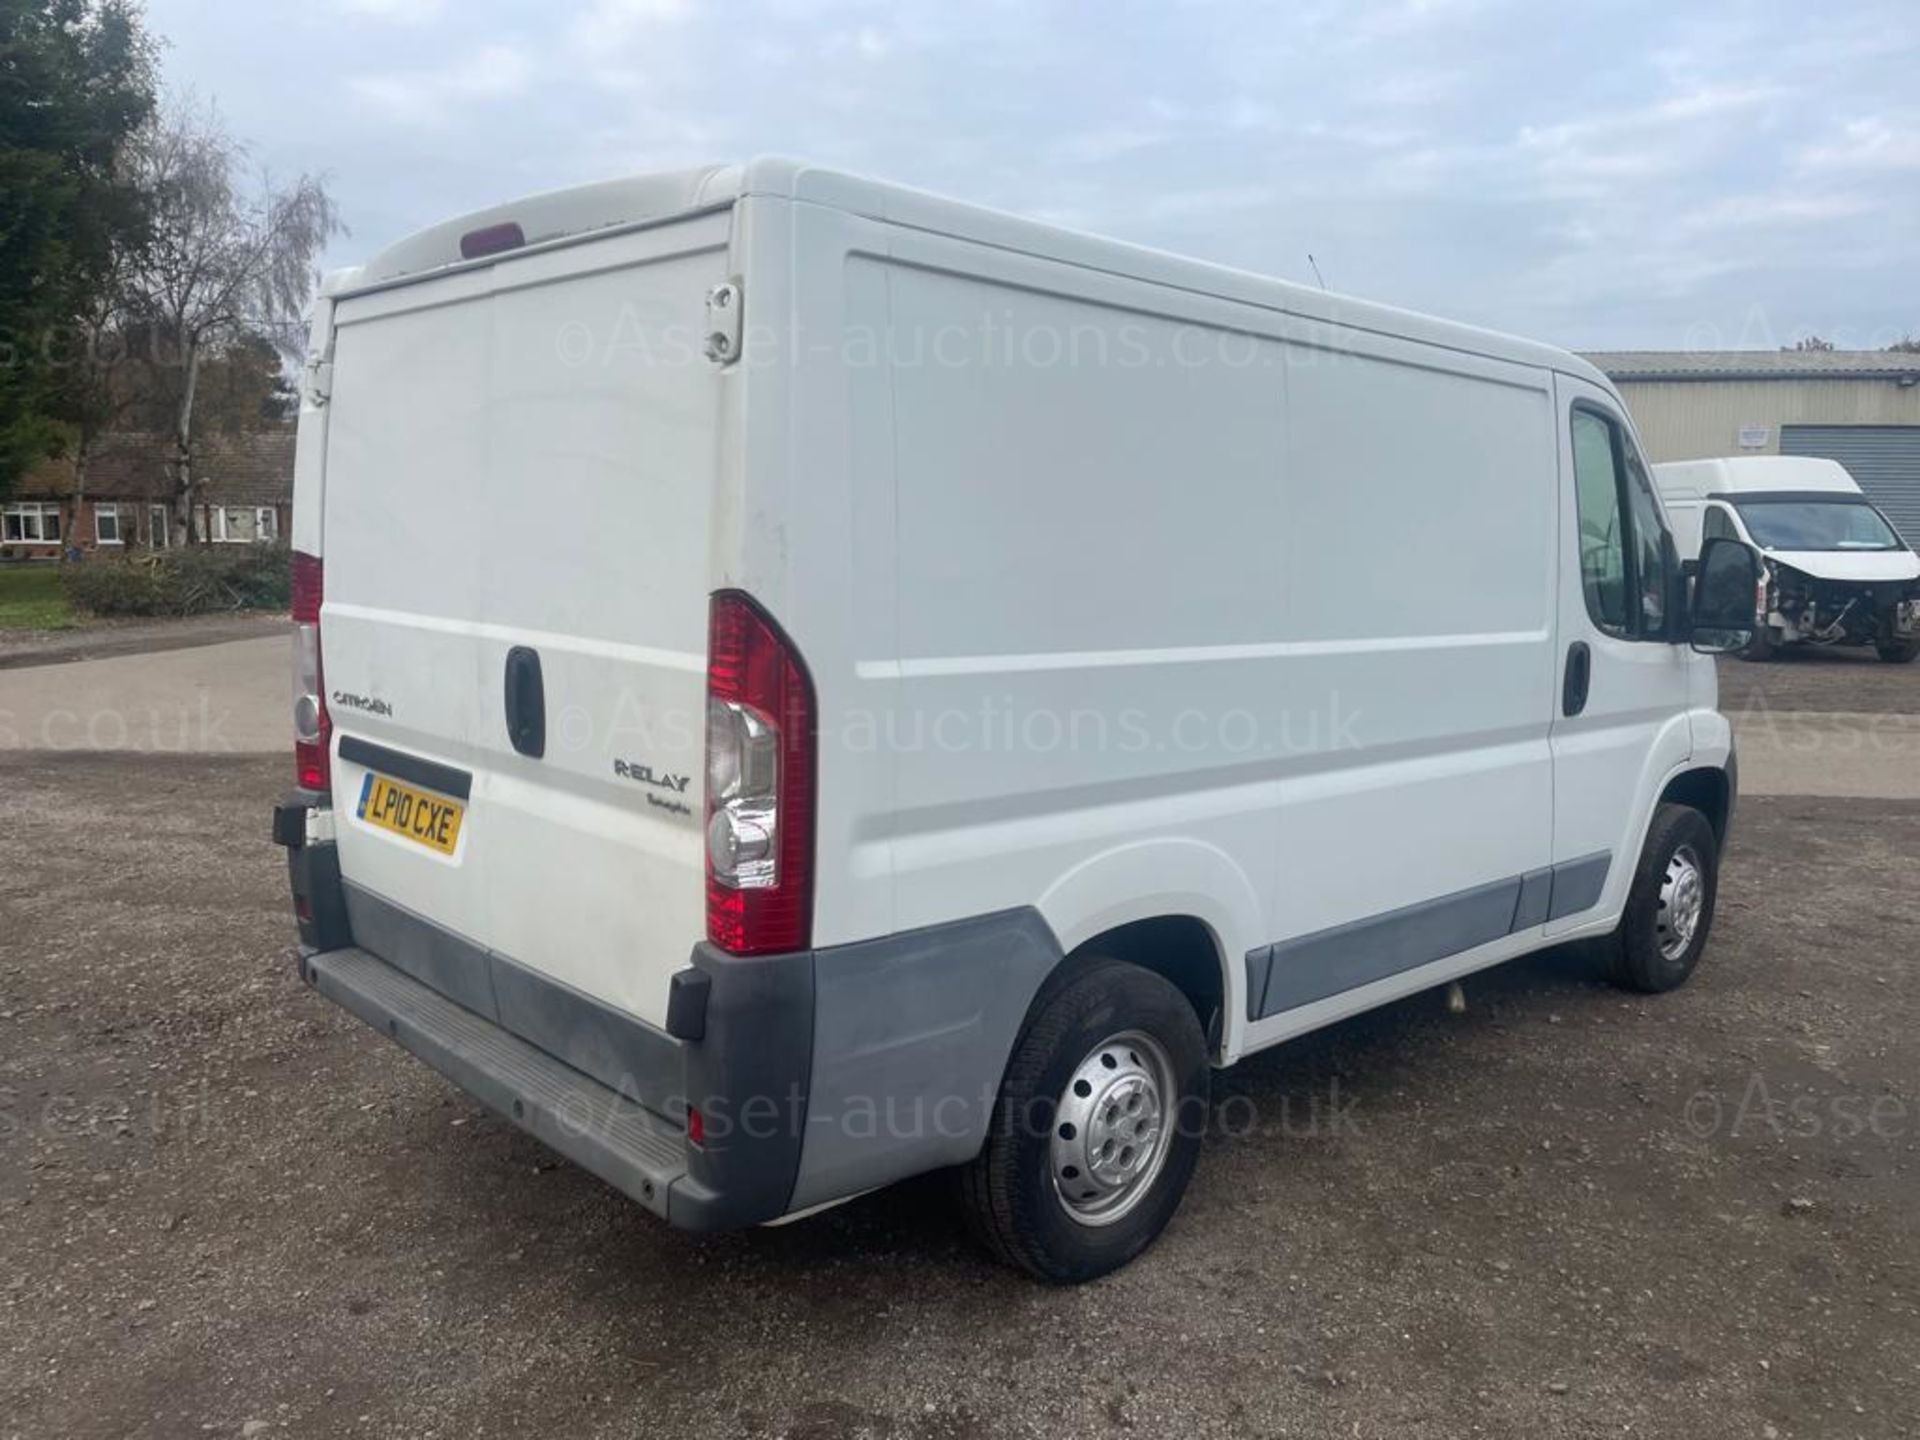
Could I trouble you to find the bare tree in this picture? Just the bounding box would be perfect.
[124,100,341,544]
[56,246,142,554]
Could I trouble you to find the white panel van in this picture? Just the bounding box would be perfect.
[1653,456,1919,662]
[275,159,1760,1280]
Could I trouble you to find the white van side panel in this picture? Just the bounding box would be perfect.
[792,213,1560,1062]
[1268,339,1557,954]
[724,197,906,951]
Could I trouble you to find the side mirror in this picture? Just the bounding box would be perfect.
[1689,538,1760,654]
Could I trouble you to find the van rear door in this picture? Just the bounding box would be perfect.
[317,211,731,1029]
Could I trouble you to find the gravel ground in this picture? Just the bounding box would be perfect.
[3,750,1917,1440]
[1716,647,1920,717]
[0,613,285,672]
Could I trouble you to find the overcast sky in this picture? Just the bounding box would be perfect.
[143,0,1918,351]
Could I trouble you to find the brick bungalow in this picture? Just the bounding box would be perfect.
[2,428,295,560]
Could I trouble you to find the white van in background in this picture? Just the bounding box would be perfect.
[1654,456,1920,662]
[274,159,1761,1281]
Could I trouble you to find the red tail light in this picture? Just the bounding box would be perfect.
[291,551,331,794]
[704,591,816,955]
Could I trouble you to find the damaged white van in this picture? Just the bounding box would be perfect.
[1654,456,1920,663]
[275,159,1761,1280]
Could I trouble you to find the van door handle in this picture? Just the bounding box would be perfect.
[1562,641,1591,718]
[503,647,546,758]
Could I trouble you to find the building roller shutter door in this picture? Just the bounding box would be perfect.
[1779,424,1920,545]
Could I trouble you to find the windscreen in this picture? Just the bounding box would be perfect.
[1735,499,1903,552]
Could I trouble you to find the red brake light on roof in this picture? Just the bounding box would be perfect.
[291,551,331,795]
[704,591,816,956]
[458,221,526,260]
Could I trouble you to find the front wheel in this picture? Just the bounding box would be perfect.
[1877,626,1917,663]
[1740,625,1777,662]
[959,958,1209,1282]
[1604,803,1721,994]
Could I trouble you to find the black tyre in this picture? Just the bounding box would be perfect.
[1876,635,1917,664]
[1740,625,1776,662]
[959,958,1209,1283]
[1604,803,1720,994]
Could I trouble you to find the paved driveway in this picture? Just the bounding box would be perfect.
[0,635,284,754]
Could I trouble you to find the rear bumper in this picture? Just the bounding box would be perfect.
[302,944,704,1222]
[274,793,1062,1230]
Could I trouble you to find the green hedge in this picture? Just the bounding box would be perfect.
[61,544,291,616]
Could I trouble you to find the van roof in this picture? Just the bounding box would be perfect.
[1651,455,1861,498]
[345,156,1611,390]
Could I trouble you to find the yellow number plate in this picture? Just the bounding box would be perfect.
[356,772,465,856]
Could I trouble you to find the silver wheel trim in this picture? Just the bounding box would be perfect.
[1656,843,1706,962]
[1049,1029,1179,1227]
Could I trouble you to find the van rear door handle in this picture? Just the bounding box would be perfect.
[503,646,546,758]
[1562,641,1591,718]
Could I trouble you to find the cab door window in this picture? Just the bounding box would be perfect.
[1622,449,1671,637]
[1569,404,1673,641]
[1571,410,1631,635]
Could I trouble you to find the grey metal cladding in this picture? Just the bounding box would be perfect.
[1259,874,1523,1017]
[1546,852,1611,921]
[789,906,1063,1213]
[1780,424,1920,545]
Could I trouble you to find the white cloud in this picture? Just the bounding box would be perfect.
[1049,128,1169,165]
[816,25,891,61]
[567,0,694,54]
[1517,84,1786,191]
[1677,190,1875,235]
[1794,116,1920,173]
[1350,0,1499,44]
[347,44,533,127]
[151,0,1920,350]
[1145,185,1275,222]
[335,0,445,22]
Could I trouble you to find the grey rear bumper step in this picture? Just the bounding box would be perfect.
[304,945,705,1223]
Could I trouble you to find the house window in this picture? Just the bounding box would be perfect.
[2,502,62,544]
[95,503,121,545]
[203,505,278,543]
[149,505,170,548]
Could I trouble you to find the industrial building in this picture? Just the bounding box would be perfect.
[1586,350,1920,542]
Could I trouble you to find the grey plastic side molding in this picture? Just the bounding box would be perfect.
[1245,852,1613,1021]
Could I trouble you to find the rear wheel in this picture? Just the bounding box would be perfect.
[1603,803,1720,994]
[959,958,1209,1282]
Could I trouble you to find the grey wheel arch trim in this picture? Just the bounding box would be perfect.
[790,907,1063,1211]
